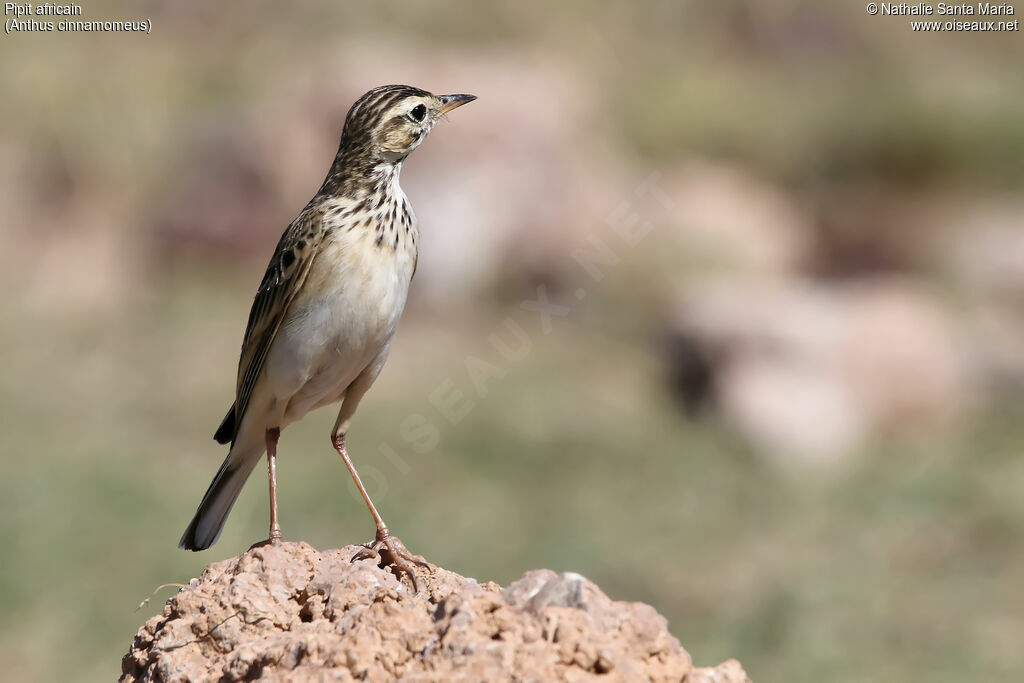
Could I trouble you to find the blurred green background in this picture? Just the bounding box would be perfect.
[2,1,1023,681]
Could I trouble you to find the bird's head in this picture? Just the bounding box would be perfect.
[340,85,476,163]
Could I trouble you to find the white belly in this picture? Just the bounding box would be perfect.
[263,228,415,424]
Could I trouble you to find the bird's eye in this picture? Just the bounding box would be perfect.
[410,104,427,122]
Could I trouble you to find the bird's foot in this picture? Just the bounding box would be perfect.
[248,527,283,551]
[352,528,429,592]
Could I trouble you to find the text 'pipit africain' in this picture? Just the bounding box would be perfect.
[180,85,476,589]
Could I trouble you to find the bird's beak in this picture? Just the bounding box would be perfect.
[437,94,477,115]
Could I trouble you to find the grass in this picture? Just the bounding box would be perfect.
[611,57,1024,191]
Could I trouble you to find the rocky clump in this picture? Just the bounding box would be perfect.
[121,542,750,682]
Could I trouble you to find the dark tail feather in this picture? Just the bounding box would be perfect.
[179,441,262,551]
[214,404,236,445]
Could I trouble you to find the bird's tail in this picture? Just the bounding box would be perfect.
[179,439,264,551]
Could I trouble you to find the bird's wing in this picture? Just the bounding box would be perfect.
[229,206,328,440]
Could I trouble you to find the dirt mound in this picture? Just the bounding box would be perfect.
[121,542,749,682]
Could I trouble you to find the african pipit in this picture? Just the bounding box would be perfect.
[179,85,476,588]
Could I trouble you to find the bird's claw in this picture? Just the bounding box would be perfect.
[352,529,429,592]
[248,532,282,551]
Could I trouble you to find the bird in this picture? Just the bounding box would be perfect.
[179,84,476,590]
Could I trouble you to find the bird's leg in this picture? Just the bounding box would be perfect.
[266,427,283,545]
[331,430,428,591]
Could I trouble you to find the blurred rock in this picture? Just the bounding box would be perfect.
[148,125,285,265]
[0,141,138,316]
[929,198,1024,399]
[660,161,814,275]
[666,277,968,464]
[962,305,1024,402]
[121,542,749,682]
[943,200,1024,305]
